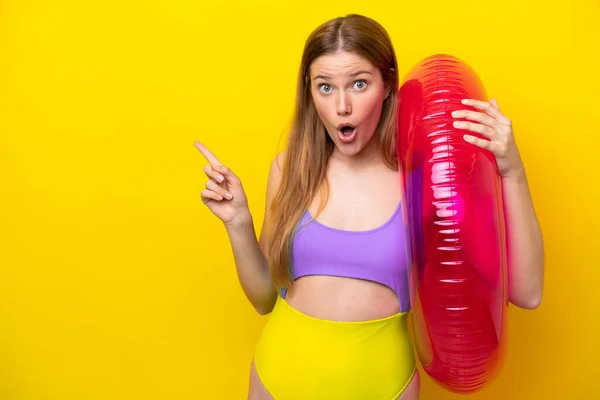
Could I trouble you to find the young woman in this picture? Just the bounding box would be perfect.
[195,14,544,400]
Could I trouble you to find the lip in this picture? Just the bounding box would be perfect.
[337,122,356,130]
[337,127,357,143]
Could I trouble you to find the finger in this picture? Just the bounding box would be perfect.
[461,99,511,126]
[212,164,240,185]
[463,134,503,154]
[490,98,500,110]
[194,141,223,166]
[206,179,233,199]
[453,120,497,140]
[451,109,502,133]
[201,189,224,203]
[203,164,225,184]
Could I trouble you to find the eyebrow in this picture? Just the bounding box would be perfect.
[312,70,373,81]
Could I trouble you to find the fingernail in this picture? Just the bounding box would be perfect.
[216,174,224,183]
[451,111,460,117]
[453,121,463,127]
[461,99,469,104]
[225,192,233,199]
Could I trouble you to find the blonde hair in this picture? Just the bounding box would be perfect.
[267,14,399,289]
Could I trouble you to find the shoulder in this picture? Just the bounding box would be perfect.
[273,151,285,171]
[268,151,285,181]
[266,151,285,197]
[259,151,286,252]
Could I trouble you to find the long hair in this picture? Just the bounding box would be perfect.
[267,14,400,289]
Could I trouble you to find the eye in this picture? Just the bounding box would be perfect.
[318,84,332,94]
[353,80,367,90]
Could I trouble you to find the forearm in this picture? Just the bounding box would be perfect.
[502,169,545,309]
[225,213,278,315]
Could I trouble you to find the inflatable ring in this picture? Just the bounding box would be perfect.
[397,54,509,394]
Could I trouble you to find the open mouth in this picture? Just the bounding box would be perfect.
[340,126,355,136]
[337,123,357,143]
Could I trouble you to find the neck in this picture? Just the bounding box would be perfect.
[331,135,383,170]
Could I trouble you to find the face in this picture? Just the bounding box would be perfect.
[309,50,388,158]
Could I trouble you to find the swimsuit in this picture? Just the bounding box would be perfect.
[254,202,416,399]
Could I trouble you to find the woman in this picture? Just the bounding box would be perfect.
[195,14,544,400]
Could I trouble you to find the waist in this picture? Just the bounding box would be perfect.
[283,275,402,320]
[260,295,412,347]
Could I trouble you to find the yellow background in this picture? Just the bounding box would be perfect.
[1,1,598,399]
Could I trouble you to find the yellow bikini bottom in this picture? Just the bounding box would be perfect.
[254,295,416,399]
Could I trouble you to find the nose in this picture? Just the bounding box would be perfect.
[336,91,352,116]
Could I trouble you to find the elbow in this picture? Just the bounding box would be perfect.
[510,286,543,310]
[524,266,545,310]
[255,305,272,316]
[254,294,277,316]
[509,258,545,310]
[522,292,543,310]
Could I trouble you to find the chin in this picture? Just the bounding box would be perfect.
[334,141,365,156]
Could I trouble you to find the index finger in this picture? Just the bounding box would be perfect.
[194,141,222,166]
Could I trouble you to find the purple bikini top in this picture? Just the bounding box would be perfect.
[280,202,412,313]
